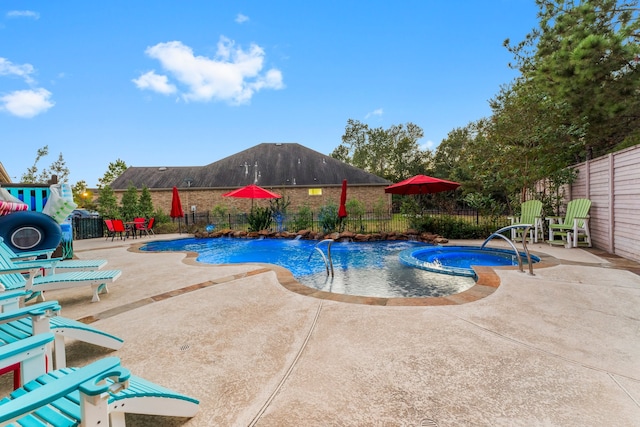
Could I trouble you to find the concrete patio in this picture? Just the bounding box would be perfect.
[3,234,639,426]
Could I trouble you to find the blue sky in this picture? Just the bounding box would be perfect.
[1,1,539,187]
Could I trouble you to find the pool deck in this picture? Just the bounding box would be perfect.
[5,234,640,426]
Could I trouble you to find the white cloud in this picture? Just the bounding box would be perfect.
[132,71,177,95]
[0,57,36,84]
[235,13,249,23]
[0,88,54,118]
[135,37,284,105]
[6,10,40,19]
[0,57,54,117]
[365,108,384,119]
[420,140,435,151]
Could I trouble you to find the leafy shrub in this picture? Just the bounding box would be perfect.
[290,204,313,231]
[211,205,230,228]
[152,208,171,224]
[345,199,366,232]
[411,215,504,239]
[318,203,339,233]
[247,207,273,232]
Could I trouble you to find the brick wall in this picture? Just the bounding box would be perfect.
[115,185,391,215]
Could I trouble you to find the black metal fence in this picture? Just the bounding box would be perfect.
[182,209,510,237]
[71,217,104,240]
[71,209,510,240]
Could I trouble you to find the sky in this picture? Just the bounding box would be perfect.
[1,1,539,187]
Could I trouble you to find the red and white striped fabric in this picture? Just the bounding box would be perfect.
[0,200,29,216]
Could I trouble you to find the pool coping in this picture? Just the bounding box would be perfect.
[130,242,561,307]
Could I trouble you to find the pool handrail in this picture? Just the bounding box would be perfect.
[481,224,535,276]
[308,239,335,277]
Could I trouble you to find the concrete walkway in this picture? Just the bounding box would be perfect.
[5,235,640,426]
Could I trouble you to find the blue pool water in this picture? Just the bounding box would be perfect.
[140,238,477,298]
[400,246,540,277]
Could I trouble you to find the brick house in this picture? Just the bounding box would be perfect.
[110,143,391,214]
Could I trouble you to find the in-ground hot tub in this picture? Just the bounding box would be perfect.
[399,245,541,278]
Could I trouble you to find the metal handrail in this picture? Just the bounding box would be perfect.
[480,224,535,275]
[308,239,335,277]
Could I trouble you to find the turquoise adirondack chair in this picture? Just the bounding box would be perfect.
[509,200,544,243]
[0,249,121,302]
[0,290,123,389]
[0,334,199,425]
[547,198,592,248]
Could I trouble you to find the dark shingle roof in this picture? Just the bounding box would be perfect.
[111,143,390,189]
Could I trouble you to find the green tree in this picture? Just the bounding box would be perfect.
[505,0,640,160]
[98,159,128,189]
[432,125,475,184]
[48,152,70,183]
[72,180,98,210]
[21,146,70,183]
[96,185,120,219]
[331,119,432,182]
[119,184,140,221]
[138,185,154,218]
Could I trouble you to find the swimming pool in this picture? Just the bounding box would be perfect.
[140,238,477,299]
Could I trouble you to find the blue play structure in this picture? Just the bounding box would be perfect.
[3,186,49,212]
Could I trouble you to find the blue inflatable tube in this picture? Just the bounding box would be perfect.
[0,211,62,254]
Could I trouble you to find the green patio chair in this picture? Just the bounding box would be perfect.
[508,200,543,243]
[547,198,592,248]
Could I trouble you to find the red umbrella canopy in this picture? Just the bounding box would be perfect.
[384,175,460,195]
[222,184,282,199]
[170,186,184,218]
[338,179,348,218]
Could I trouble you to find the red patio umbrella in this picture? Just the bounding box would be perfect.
[222,184,281,210]
[170,186,185,233]
[222,184,282,199]
[384,175,460,195]
[338,179,348,218]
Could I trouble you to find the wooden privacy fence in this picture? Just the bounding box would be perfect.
[567,144,640,262]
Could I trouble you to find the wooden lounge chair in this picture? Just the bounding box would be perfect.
[508,200,544,243]
[547,198,592,248]
[0,252,121,302]
[0,334,199,426]
[0,290,123,388]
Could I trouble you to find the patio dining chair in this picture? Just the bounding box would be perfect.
[133,217,147,238]
[111,219,127,240]
[136,217,155,236]
[104,219,116,240]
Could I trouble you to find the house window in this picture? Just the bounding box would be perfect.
[308,188,322,196]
